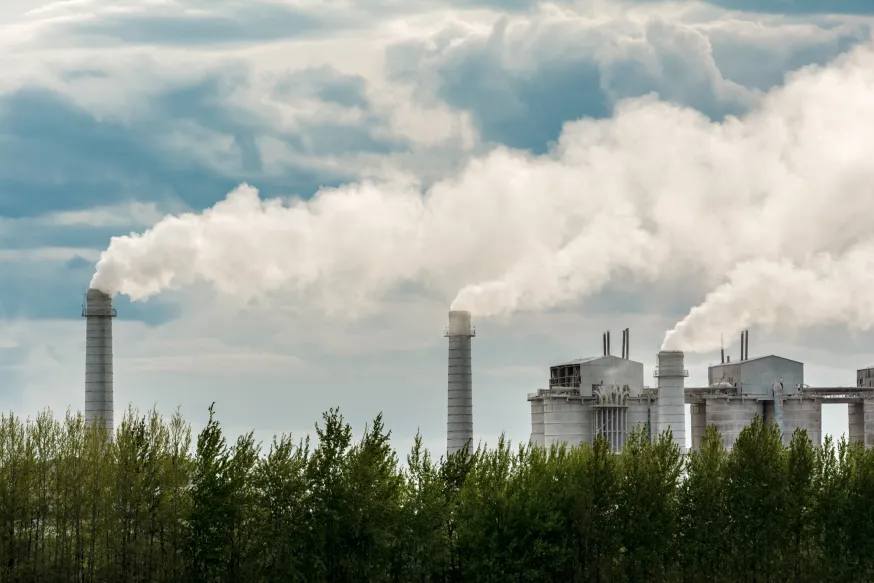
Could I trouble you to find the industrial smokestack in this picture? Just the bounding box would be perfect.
[745,329,750,360]
[607,330,611,356]
[655,350,687,452]
[446,310,474,456]
[625,328,631,358]
[83,288,116,439]
[740,331,745,361]
[602,332,607,356]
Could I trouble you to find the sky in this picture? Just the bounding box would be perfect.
[1,0,873,456]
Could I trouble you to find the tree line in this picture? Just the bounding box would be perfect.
[0,404,872,583]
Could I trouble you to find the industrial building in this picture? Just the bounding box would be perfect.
[526,329,874,452]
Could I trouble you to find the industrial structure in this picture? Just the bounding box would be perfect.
[527,329,874,452]
[83,288,115,439]
[446,310,474,456]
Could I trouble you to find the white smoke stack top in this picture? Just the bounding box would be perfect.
[83,288,115,439]
[446,310,474,456]
[655,350,687,453]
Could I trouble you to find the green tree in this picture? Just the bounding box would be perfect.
[185,403,233,583]
[678,424,728,582]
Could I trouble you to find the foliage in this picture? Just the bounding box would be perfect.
[0,408,870,582]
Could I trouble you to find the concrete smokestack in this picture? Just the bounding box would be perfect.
[83,288,115,439]
[655,350,687,452]
[446,310,474,456]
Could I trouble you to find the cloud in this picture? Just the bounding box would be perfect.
[704,0,874,15]
[385,3,870,152]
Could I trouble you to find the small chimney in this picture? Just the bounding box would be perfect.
[626,328,631,359]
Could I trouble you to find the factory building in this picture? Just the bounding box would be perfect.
[528,330,687,454]
[527,329,874,453]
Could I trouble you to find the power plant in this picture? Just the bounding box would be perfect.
[76,298,874,453]
[82,288,115,439]
[526,328,874,452]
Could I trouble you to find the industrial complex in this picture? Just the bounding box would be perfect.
[526,328,874,453]
[79,293,874,454]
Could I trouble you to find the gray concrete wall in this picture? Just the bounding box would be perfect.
[529,400,545,447]
[690,402,707,452]
[578,356,644,397]
[627,400,652,441]
[782,398,822,447]
[849,402,864,444]
[708,357,803,396]
[706,398,763,450]
[743,357,804,396]
[709,363,741,387]
[543,398,592,448]
[865,400,874,447]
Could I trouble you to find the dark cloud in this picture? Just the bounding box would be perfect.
[387,21,743,154]
[0,65,407,219]
[387,15,869,153]
[704,0,874,15]
[274,67,370,109]
[708,26,869,90]
[0,62,414,321]
[60,4,339,46]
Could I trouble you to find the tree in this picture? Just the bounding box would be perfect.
[185,403,233,583]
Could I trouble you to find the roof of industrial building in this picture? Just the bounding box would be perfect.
[552,355,641,367]
[709,354,803,366]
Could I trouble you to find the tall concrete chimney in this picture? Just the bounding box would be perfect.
[83,288,115,439]
[446,310,474,456]
[655,350,687,452]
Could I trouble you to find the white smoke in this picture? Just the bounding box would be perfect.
[92,43,874,349]
[661,243,874,352]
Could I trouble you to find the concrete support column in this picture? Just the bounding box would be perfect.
[690,402,706,452]
[848,402,864,444]
[864,400,874,448]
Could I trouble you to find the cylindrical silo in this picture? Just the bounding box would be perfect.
[705,398,762,449]
[543,396,591,449]
[83,288,115,439]
[782,398,822,447]
[655,350,687,452]
[446,310,474,456]
[529,399,545,447]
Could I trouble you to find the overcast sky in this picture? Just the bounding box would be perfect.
[1,0,873,456]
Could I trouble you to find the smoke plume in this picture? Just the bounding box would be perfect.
[92,43,874,349]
